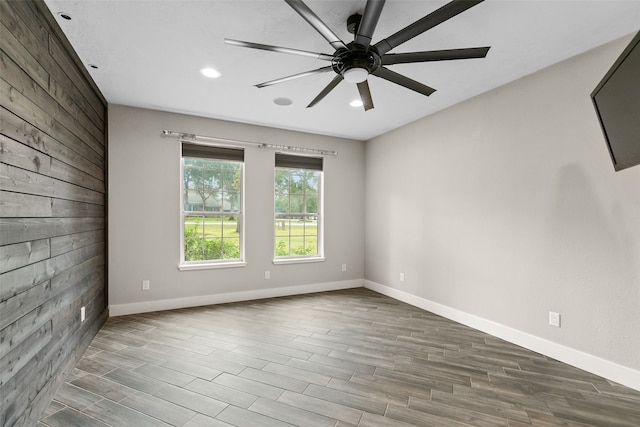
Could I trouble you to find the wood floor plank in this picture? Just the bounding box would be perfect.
[41,407,109,427]
[216,405,295,427]
[326,377,410,407]
[70,374,136,402]
[74,357,117,377]
[262,361,332,386]
[238,367,310,393]
[303,383,387,415]
[276,390,363,425]
[87,348,146,370]
[408,395,510,427]
[213,372,286,400]
[285,357,354,381]
[118,391,197,426]
[183,413,235,426]
[160,358,222,381]
[385,403,478,427]
[103,368,166,395]
[82,399,161,427]
[248,397,337,427]
[431,388,532,424]
[40,289,640,427]
[152,384,228,418]
[40,400,66,419]
[133,363,196,387]
[184,378,259,408]
[358,412,417,427]
[229,345,291,365]
[50,383,103,411]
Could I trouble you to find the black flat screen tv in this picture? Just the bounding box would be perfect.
[591,30,640,172]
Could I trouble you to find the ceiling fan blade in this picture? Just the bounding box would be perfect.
[307,74,344,108]
[354,0,386,48]
[357,80,374,111]
[374,0,484,55]
[256,66,333,88]
[225,39,334,61]
[372,67,436,97]
[382,46,490,65]
[285,0,348,51]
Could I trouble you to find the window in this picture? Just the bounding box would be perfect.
[274,154,323,262]
[180,143,244,269]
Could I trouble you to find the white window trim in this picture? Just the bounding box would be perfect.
[178,260,247,271]
[273,167,324,263]
[178,154,246,270]
[273,256,325,265]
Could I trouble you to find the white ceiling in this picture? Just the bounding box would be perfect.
[44,0,640,141]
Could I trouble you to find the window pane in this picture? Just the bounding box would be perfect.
[305,196,318,214]
[222,163,240,190]
[275,195,289,213]
[290,172,304,194]
[203,238,222,259]
[225,191,241,212]
[222,238,240,259]
[306,174,318,192]
[184,216,204,261]
[289,195,304,214]
[275,170,290,195]
[205,219,223,239]
[222,218,239,237]
[275,237,290,257]
[275,217,291,235]
[304,235,317,255]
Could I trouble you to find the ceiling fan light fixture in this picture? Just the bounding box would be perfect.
[343,67,369,83]
[350,99,364,107]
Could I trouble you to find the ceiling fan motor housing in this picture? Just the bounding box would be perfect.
[347,13,362,34]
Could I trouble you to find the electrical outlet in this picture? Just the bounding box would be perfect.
[264,270,271,280]
[342,264,347,272]
[400,273,405,282]
[80,306,86,322]
[549,311,561,327]
[142,280,150,291]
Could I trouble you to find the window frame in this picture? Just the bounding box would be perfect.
[179,143,246,271]
[273,157,325,265]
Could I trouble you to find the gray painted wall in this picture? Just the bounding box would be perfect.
[365,35,640,371]
[108,105,365,308]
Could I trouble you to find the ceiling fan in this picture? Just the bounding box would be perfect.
[225,0,490,111]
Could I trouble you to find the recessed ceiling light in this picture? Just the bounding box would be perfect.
[58,12,72,20]
[350,99,363,108]
[201,68,221,78]
[273,97,293,106]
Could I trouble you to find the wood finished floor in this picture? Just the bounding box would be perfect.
[39,288,640,427]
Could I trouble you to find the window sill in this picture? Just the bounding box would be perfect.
[272,256,325,266]
[178,261,247,271]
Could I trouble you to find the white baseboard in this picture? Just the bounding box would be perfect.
[109,279,363,317]
[364,280,640,392]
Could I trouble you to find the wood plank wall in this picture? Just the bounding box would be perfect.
[0,1,108,425]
